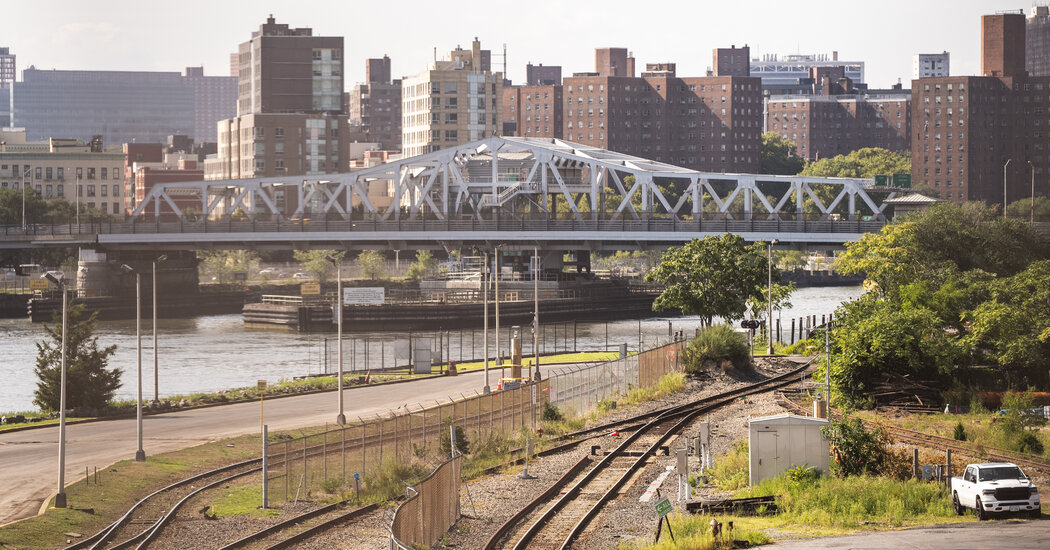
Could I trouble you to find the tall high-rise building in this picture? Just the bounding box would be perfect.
[0,47,11,127]
[346,57,402,150]
[401,38,503,157]
[1027,5,1050,77]
[10,65,234,144]
[912,11,1050,205]
[207,16,349,181]
[503,84,563,138]
[913,52,950,79]
[0,47,15,87]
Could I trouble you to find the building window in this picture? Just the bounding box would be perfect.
[101,168,108,180]
[87,168,96,180]
[87,185,96,197]
[58,167,64,179]
[113,185,119,196]
[275,127,285,138]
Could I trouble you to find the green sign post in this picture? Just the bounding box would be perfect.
[655,497,672,517]
[653,496,675,542]
[874,174,890,186]
[892,173,912,189]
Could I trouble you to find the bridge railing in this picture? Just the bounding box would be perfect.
[0,216,892,237]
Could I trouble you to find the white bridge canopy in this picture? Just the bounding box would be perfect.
[132,137,897,223]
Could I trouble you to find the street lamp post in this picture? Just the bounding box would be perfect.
[483,252,490,394]
[494,247,501,366]
[1029,160,1036,224]
[22,167,31,232]
[326,255,346,425]
[1003,159,1012,219]
[121,264,146,461]
[767,239,779,355]
[44,272,69,508]
[152,255,167,402]
[533,247,540,381]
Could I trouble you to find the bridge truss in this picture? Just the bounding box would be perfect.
[132,137,897,223]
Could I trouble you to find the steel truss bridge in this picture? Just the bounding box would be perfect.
[1,137,899,251]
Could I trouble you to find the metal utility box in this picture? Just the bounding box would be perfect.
[748,413,830,485]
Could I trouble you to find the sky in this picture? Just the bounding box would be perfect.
[3,0,1041,88]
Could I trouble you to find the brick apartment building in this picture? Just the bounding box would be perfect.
[766,93,910,161]
[503,85,563,138]
[561,48,762,172]
[346,56,402,151]
[912,12,1050,205]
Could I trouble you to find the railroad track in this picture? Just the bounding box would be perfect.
[485,360,816,550]
[216,501,379,550]
[777,394,1050,477]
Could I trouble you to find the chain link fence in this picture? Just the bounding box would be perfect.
[389,455,462,549]
[263,380,544,504]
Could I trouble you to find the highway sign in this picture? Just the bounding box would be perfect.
[654,497,673,518]
[300,283,321,295]
[344,287,385,305]
[892,173,912,188]
[874,174,890,186]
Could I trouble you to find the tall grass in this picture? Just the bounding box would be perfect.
[622,512,771,550]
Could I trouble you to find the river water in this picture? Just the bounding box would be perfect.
[0,285,863,413]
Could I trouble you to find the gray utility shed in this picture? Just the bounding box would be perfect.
[748,413,830,485]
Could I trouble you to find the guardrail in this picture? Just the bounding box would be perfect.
[0,216,891,238]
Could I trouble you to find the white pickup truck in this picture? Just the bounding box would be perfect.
[951,462,1041,520]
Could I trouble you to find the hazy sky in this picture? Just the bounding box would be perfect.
[3,1,1036,88]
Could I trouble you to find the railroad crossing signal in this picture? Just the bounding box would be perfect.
[740,320,761,330]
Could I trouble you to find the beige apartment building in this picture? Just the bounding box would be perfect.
[0,129,125,218]
[401,38,503,157]
[206,113,350,179]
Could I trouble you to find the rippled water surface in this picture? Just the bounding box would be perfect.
[0,285,863,412]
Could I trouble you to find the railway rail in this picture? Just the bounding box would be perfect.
[485,359,816,550]
[777,394,1050,477]
[216,501,379,550]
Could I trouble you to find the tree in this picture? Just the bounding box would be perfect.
[357,250,386,280]
[1006,196,1050,221]
[799,147,911,178]
[821,416,892,477]
[966,260,1050,371]
[34,303,121,412]
[294,250,342,284]
[0,188,48,225]
[760,132,805,175]
[646,234,771,326]
[199,250,259,284]
[405,250,437,281]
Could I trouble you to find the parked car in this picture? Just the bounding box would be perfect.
[951,462,1040,519]
[259,267,278,275]
[293,272,308,279]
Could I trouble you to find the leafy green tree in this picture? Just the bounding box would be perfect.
[646,235,770,326]
[199,250,259,284]
[357,250,386,280]
[1006,196,1050,221]
[760,132,805,175]
[405,250,437,281]
[34,303,121,412]
[799,147,911,178]
[774,250,807,272]
[966,260,1050,371]
[0,188,48,225]
[821,416,892,477]
[294,250,342,284]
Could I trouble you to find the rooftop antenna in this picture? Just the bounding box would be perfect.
[503,43,507,77]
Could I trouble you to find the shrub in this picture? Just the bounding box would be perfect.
[953,422,967,442]
[541,401,564,422]
[822,416,892,477]
[787,465,821,484]
[439,417,469,458]
[681,324,750,374]
[709,439,750,490]
[1016,432,1045,455]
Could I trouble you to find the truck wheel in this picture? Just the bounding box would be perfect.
[1030,508,1041,520]
[975,497,987,521]
[952,492,963,516]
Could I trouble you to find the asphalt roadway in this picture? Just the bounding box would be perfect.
[0,365,545,526]
[769,519,1049,549]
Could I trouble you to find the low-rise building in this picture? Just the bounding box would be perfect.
[0,128,125,218]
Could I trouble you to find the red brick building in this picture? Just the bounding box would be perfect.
[503,85,563,138]
[766,93,910,161]
[912,12,1050,204]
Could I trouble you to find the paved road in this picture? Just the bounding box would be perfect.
[770,519,1049,549]
[0,365,549,525]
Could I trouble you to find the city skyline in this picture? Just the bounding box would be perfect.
[3,0,1036,90]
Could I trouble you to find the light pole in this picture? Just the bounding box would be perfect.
[22,167,31,232]
[533,247,540,381]
[767,239,779,355]
[43,272,69,508]
[326,255,346,425]
[482,252,490,394]
[1003,159,1012,219]
[152,255,167,402]
[121,264,146,461]
[1029,160,1036,224]
[494,247,501,366]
